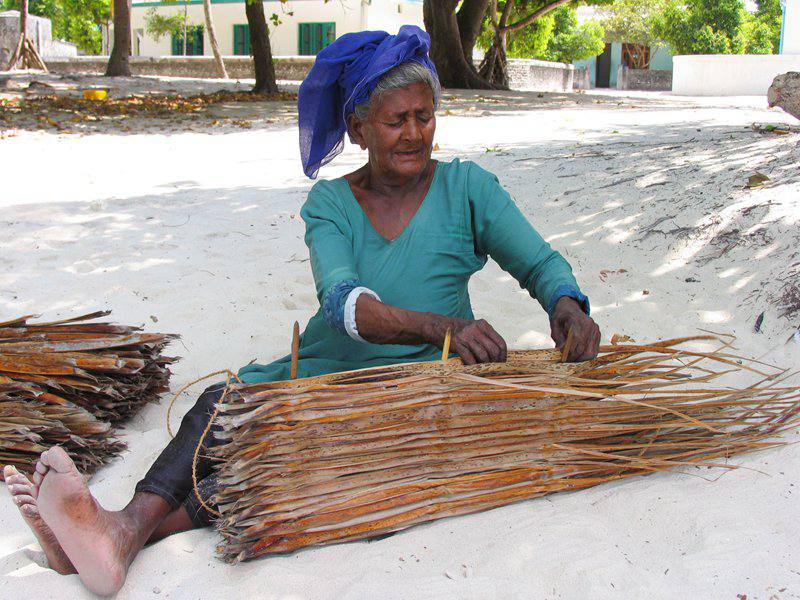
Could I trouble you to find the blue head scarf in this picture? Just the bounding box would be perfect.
[298,25,438,179]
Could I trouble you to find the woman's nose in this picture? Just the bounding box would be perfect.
[401,118,422,141]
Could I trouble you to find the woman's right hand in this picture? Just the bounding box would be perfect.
[355,295,507,364]
[431,317,508,365]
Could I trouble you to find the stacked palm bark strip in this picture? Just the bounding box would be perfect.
[212,337,800,563]
[0,312,178,477]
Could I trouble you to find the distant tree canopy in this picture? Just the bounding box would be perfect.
[652,0,783,55]
[423,0,614,89]
[478,5,606,64]
[544,9,606,63]
[144,7,192,44]
[0,0,108,53]
[598,0,667,47]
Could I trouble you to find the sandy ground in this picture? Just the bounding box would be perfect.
[1,74,799,599]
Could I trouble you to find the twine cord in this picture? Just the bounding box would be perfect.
[165,368,243,520]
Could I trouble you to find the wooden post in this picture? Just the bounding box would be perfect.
[441,328,452,361]
[561,327,575,363]
[5,0,27,70]
[290,321,300,379]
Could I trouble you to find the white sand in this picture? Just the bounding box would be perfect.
[1,80,799,599]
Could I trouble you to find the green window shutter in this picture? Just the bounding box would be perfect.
[233,25,240,55]
[298,23,309,55]
[186,25,204,56]
[234,24,251,55]
[312,23,323,54]
[323,22,335,48]
[298,22,335,55]
[173,26,206,56]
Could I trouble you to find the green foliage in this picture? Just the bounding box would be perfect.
[477,5,555,58]
[652,0,779,55]
[754,0,783,52]
[742,17,775,54]
[478,3,606,63]
[544,19,606,63]
[1,0,108,53]
[693,23,733,53]
[144,7,187,43]
[598,0,668,47]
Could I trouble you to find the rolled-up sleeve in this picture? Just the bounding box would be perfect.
[467,162,590,316]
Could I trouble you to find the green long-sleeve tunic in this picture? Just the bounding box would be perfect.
[237,158,587,384]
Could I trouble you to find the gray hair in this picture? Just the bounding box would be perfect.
[352,61,441,121]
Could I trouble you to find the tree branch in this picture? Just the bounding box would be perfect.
[501,0,573,33]
[456,0,491,57]
[499,0,514,28]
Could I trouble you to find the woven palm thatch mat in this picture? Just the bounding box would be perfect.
[211,336,799,563]
[0,311,178,478]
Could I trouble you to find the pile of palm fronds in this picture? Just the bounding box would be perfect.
[0,311,178,478]
[212,337,799,563]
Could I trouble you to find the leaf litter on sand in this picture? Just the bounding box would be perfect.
[0,90,298,133]
[211,337,800,563]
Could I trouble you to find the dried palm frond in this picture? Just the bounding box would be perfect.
[0,381,124,475]
[0,311,178,477]
[212,337,800,563]
[0,311,178,422]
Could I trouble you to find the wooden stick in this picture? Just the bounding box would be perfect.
[441,328,452,361]
[290,321,300,380]
[561,327,575,363]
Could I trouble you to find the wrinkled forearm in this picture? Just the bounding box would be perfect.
[354,294,456,347]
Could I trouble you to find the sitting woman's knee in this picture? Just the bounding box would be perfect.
[184,383,228,421]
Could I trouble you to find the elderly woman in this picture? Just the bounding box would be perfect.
[3,25,599,595]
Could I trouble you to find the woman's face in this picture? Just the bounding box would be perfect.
[349,81,437,181]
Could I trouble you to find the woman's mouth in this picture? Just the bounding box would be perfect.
[396,149,422,158]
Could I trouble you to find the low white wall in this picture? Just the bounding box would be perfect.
[673,54,800,96]
[506,58,573,92]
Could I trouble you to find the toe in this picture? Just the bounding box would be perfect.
[9,483,35,496]
[6,472,32,486]
[14,494,36,506]
[40,446,75,475]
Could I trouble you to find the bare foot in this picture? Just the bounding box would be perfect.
[3,465,76,574]
[35,446,136,596]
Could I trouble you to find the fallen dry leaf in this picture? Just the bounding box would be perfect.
[746,172,770,189]
[599,268,628,282]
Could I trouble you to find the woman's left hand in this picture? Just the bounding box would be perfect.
[550,297,601,362]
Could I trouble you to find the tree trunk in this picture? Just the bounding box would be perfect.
[245,0,278,94]
[5,0,27,71]
[105,0,131,76]
[423,0,494,89]
[479,0,511,88]
[203,0,228,78]
[479,29,508,89]
[182,2,188,56]
[456,0,491,60]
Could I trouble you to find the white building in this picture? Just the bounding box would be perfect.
[130,0,424,57]
[0,10,78,67]
[782,0,800,54]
